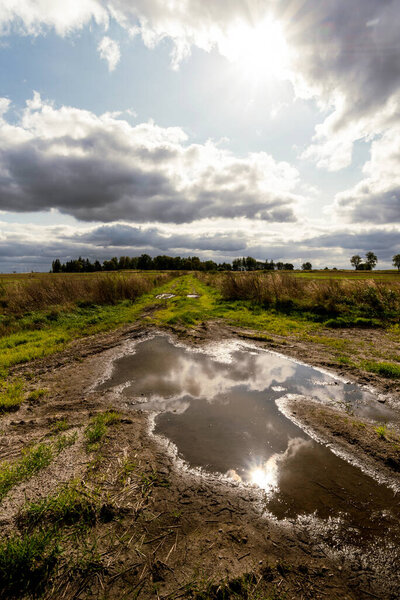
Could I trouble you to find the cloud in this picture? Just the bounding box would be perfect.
[0,0,107,37]
[1,218,399,273]
[97,36,120,70]
[0,94,300,224]
[2,2,400,171]
[72,223,248,252]
[334,126,400,223]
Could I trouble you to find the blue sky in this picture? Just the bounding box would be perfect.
[0,0,399,271]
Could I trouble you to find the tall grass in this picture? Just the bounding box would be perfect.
[2,272,171,314]
[206,272,400,324]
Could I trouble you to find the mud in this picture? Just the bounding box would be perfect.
[3,321,400,598]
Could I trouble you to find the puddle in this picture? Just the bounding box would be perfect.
[98,334,400,551]
[156,293,176,299]
[187,294,200,298]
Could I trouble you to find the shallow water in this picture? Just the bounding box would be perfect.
[99,334,400,548]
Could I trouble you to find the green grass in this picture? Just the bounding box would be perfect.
[26,388,47,402]
[0,274,180,372]
[0,529,61,598]
[0,432,78,502]
[85,410,121,450]
[363,360,400,378]
[50,418,71,434]
[17,481,100,528]
[150,274,315,336]
[375,424,388,440]
[0,443,53,501]
[0,380,24,413]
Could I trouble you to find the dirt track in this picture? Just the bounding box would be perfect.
[2,321,400,599]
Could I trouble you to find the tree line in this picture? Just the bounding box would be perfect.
[51,252,400,274]
[51,255,230,273]
[51,255,295,273]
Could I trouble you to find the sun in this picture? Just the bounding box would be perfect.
[223,17,289,82]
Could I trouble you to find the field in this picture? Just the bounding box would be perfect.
[0,270,399,599]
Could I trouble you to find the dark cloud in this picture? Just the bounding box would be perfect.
[73,224,247,252]
[337,188,400,225]
[302,229,400,261]
[0,101,298,224]
[1,224,398,272]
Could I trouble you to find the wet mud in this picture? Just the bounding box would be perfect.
[99,334,400,573]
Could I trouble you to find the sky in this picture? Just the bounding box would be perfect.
[0,0,399,272]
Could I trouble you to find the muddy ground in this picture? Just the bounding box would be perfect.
[2,320,400,599]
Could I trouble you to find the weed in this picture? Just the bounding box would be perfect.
[17,482,100,528]
[85,410,121,450]
[27,388,47,402]
[364,360,400,378]
[0,431,78,501]
[0,443,53,501]
[50,418,71,434]
[139,469,170,497]
[375,424,388,440]
[55,431,78,451]
[0,529,61,597]
[0,380,24,413]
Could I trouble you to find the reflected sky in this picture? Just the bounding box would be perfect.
[99,334,400,546]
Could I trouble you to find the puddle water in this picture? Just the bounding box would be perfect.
[156,293,176,299]
[99,334,400,550]
[187,294,200,298]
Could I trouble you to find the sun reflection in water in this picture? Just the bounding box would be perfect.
[249,457,279,492]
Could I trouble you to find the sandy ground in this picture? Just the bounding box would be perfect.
[1,320,400,599]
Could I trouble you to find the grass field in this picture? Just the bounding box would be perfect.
[0,270,399,599]
[0,270,399,413]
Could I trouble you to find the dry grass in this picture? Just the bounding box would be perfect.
[203,272,400,323]
[2,273,171,314]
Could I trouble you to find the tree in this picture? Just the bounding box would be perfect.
[365,251,378,270]
[51,259,61,273]
[137,254,153,270]
[245,256,257,271]
[350,255,362,270]
[283,263,294,270]
[302,262,312,271]
[393,254,400,271]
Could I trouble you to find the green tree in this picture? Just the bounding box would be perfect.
[350,255,362,270]
[393,254,400,271]
[302,262,312,271]
[365,251,378,270]
[51,259,61,273]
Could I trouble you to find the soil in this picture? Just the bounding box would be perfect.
[1,319,400,599]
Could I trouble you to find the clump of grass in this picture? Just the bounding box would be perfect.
[364,361,400,378]
[0,380,24,413]
[55,431,78,452]
[85,411,121,450]
[0,529,60,598]
[375,424,388,440]
[27,388,47,402]
[50,418,71,434]
[0,431,79,502]
[0,443,53,501]
[17,482,100,528]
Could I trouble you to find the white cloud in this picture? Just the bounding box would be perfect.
[97,35,120,71]
[0,0,107,36]
[334,126,400,223]
[0,94,301,224]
